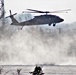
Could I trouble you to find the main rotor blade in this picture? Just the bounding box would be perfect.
[48,9,71,13]
[27,9,49,13]
[22,11,43,13]
[26,9,71,13]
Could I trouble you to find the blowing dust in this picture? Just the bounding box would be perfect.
[0,17,76,65]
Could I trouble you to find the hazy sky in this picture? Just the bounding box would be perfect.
[4,0,76,23]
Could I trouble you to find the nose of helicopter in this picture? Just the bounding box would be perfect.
[56,17,64,23]
[60,18,64,22]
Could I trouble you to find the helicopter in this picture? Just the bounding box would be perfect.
[5,9,71,29]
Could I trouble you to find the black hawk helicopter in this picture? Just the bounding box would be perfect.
[6,9,71,28]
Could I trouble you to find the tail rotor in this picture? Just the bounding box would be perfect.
[9,10,12,15]
[6,10,17,18]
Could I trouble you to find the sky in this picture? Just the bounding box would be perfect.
[4,0,76,23]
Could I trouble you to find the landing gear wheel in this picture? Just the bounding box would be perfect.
[53,23,56,26]
[49,23,51,26]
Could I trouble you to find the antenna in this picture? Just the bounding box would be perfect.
[0,0,5,25]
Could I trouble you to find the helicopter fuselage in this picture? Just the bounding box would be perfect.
[18,14,64,26]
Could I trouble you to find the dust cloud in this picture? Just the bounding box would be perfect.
[0,16,76,65]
